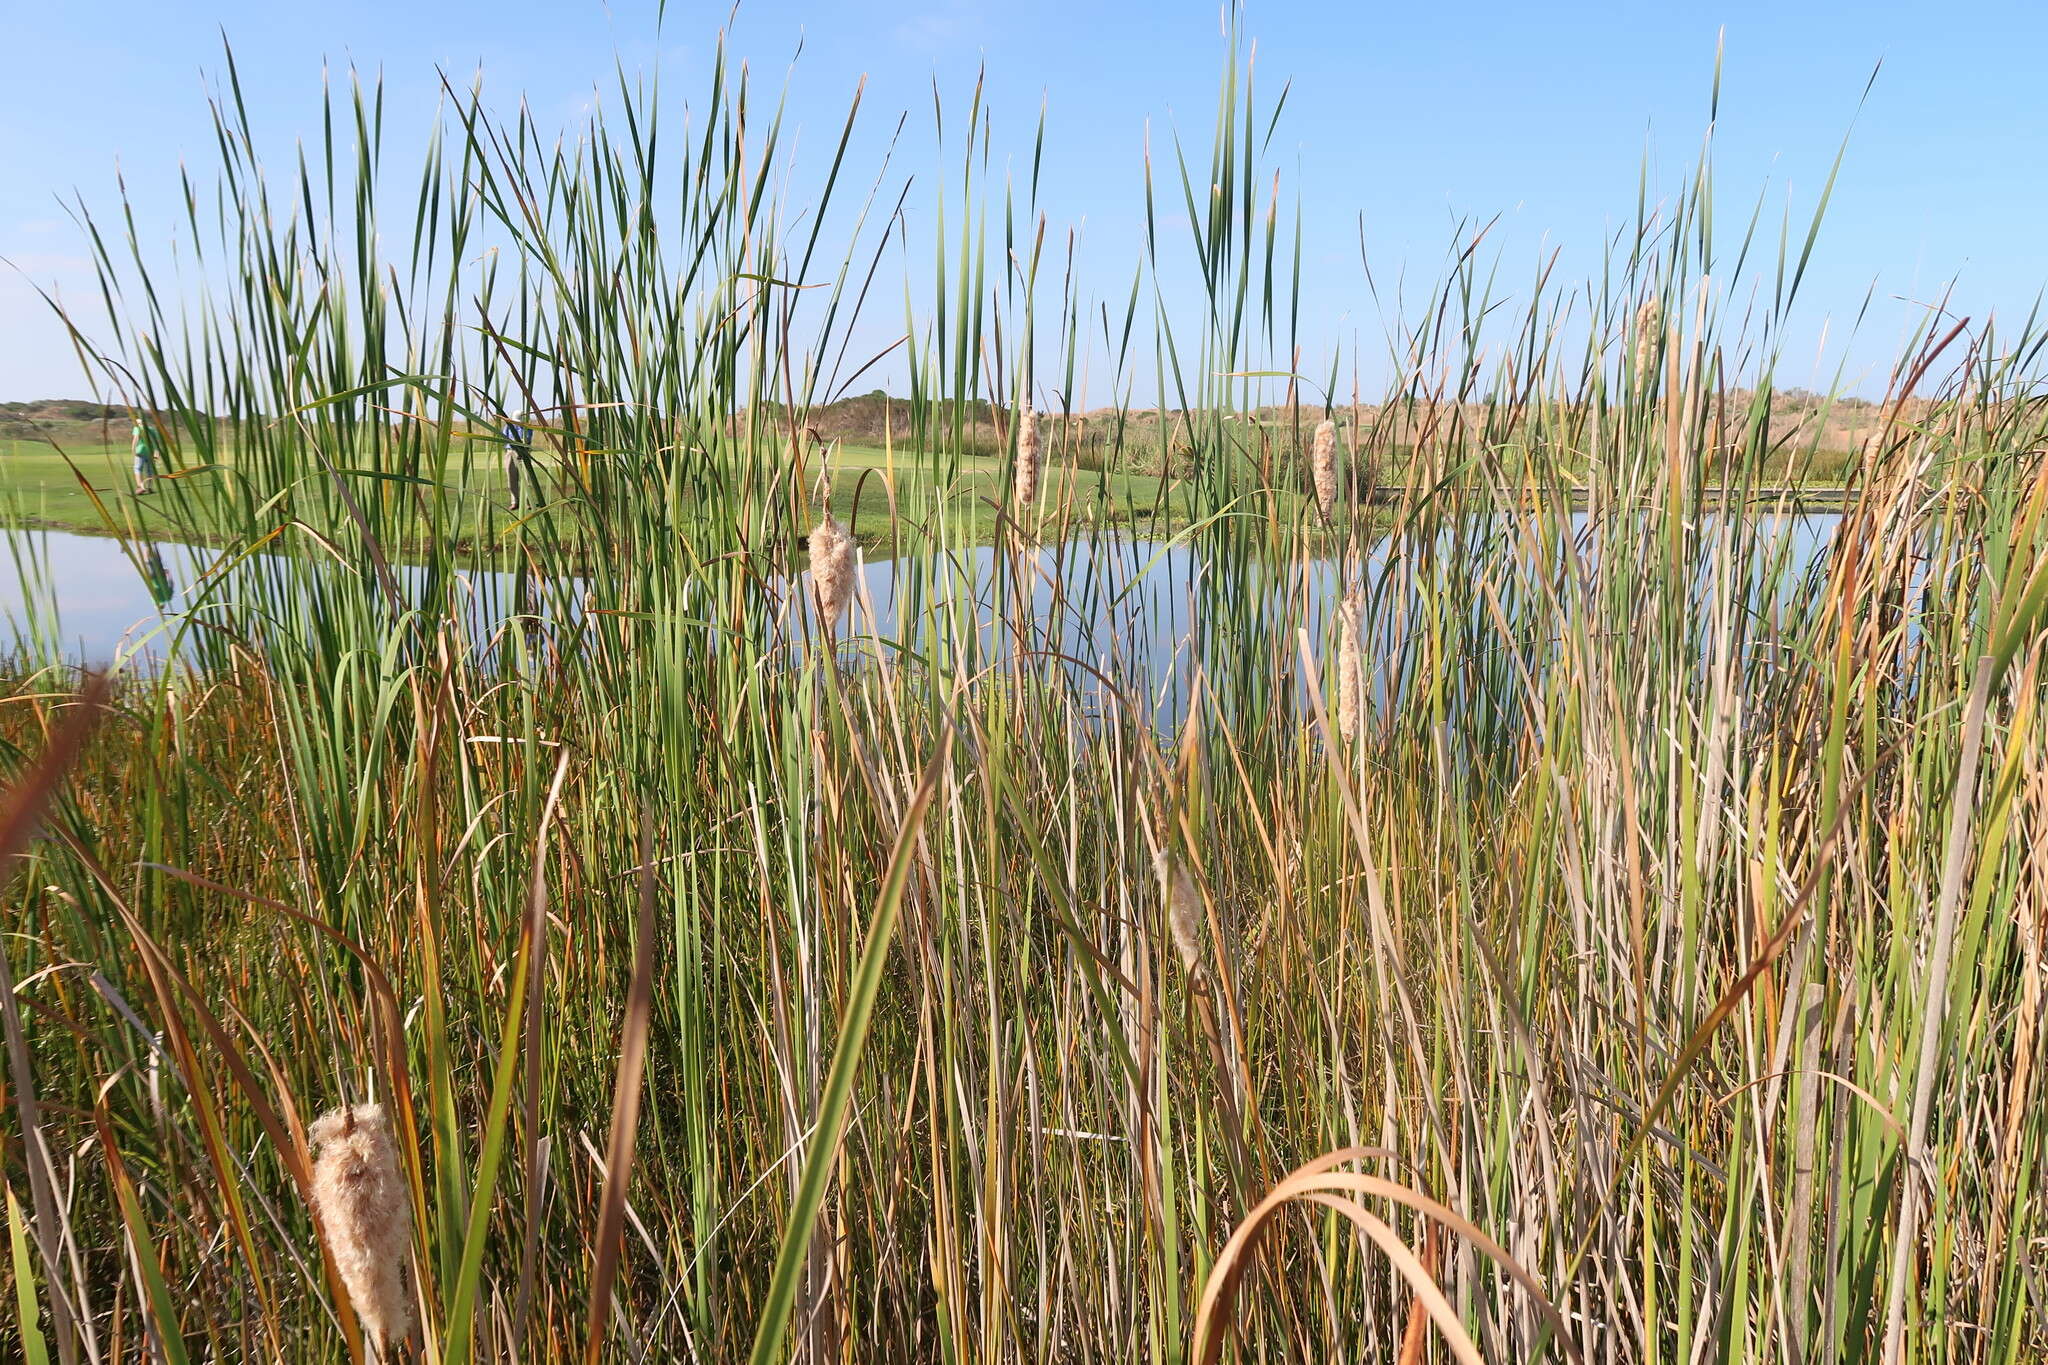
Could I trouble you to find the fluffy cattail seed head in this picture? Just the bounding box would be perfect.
[1013,405,1041,511]
[1335,591,1364,747]
[808,514,856,633]
[1310,419,1340,521]
[308,1103,415,1357]
[1632,296,1663,387]
[1157,849,1205,977]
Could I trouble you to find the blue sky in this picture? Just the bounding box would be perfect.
[4,0,2044,403]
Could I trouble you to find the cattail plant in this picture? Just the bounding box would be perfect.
[308,1103,415,1359]
[1116,914,1149,1051]
[1012,404,1041,512]
[31,21,2048,1365]
[1632,296,1663,388]
[1335,591,1364,747]
[1309,418,1339,521]
[1156,848,1206,977]
[808,514,856,635]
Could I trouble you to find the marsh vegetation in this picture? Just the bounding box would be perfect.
[3,15,2047,1364]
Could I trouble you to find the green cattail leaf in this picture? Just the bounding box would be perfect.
[746,736,948,1365]
[6,1184,50,1365]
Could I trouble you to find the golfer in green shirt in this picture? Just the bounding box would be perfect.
[131,418,159,496]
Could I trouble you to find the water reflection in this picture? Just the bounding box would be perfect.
[1,514,1848,729]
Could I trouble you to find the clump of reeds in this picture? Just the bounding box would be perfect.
[1156,848,1206,977]
[1335,591,1363,746]
[1116,915,1148,1049]
[1309,418,1339,521]
[1012,404,1041,512]
[1632,296,1663,387]
[808,514,857,634]
[40,25,2048,1364]
[307,1103,415,1358]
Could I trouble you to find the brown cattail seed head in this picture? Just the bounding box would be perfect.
[308,1103,415,1356]
[1632,296,1663,387]
[1156,849,1205,977]
[1013,405,1041,511]
[1336,591,1364,747]
[1310,419,1339,521]
[808,514,856,632]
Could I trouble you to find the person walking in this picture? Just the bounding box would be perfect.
[131,416,159,496]
[501,416,536,511]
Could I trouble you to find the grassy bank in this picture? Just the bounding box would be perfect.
[0,436,1193,555]
[3,11,2047,1365]
[0,419,1863,553]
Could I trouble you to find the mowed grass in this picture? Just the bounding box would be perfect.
[0,439,144,528]
[0,435,1192,553]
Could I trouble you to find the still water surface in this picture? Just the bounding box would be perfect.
[0,517,1846,722]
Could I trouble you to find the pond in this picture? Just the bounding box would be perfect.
[0,516,1848,726]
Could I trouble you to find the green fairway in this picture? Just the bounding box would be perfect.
[0,434,1194,552]
[4,427,1859,561]
[0,438,142,527]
